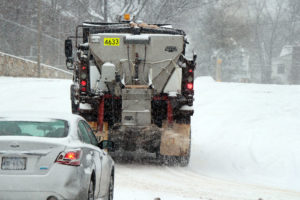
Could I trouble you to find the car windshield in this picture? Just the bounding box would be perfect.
[0,119,69,138]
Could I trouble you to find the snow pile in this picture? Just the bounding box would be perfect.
[190,77,300,192]
[0,77,72,113]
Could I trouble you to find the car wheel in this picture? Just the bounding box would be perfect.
[88,180,95,200]
[108,173,114,200]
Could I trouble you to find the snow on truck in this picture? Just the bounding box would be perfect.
[64,15,196,165]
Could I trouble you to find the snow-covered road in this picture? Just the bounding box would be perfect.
[0,76,299,200]
[115,164,300,200]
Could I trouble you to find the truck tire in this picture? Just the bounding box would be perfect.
[71,99,79,114]
[70,85,79,114]
[177,151,190,167]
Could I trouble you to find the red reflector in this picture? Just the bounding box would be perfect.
[187,83,193,90]
[81,87,87,92]
[189,69,193,73]
[81,80,87,86]
[82,66,87,70]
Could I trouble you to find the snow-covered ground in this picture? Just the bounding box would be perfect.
[190,77,300,192]
[0,76,299,200]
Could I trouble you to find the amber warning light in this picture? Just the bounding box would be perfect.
[124,13,130,21]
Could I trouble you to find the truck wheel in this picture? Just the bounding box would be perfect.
[70,84,79,114]
[158,154,189,166]
[71,99,79,114]
[156,154,175,166]
[177,154,190,167]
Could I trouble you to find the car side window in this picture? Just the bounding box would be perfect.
[83,121,98,146]
[78,121,92,144]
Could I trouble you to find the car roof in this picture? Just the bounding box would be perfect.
[0,111,83,122]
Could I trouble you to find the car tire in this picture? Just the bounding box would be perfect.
[88,180,95,200]
[108,173,114,200]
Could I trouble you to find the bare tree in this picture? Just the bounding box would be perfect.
[263,0,286,83]
[194,0,250,80]
[91,0,149,22]
[140,0,202,24]
[246,0,268,83]
[246,0,288,83]
[285,0,300,44]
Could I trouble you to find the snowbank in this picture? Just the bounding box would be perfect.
[0,77,72,113]
[190,77,300,192]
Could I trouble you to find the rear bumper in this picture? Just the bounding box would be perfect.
[0,164,90,200]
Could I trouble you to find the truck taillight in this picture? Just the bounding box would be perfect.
[81,80,87,86]
[80,80,87,92]
[187,83,193,90]
[81,73,87,79]
[79,62,88,94]
[55,150,82,166]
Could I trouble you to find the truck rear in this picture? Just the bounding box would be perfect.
[65,16,196,165]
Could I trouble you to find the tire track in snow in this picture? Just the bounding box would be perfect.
[116,164,300,200]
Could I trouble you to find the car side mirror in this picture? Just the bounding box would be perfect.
[98,140,115,151]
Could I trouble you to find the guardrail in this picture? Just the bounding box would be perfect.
[0,52,72,79]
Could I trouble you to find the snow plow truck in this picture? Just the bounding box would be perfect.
[64,15,195,166]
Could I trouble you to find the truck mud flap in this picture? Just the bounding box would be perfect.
[160,122,191,156]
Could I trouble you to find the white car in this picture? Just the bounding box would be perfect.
[0,112,114,200]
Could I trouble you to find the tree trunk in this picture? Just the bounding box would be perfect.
[104,0,108,22]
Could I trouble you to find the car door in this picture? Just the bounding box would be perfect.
[77,120,103,197]
[82,121,112,195]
